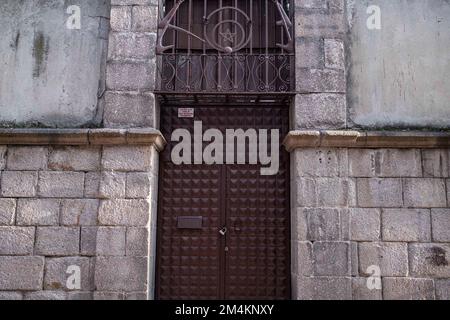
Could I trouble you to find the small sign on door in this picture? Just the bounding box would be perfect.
[178,108,194,118]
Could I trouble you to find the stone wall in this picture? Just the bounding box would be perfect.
[0,141,160,300]
[290,0,450,300]
[0,0,162,300]
[291,147,450,300]
[293,0,347,130]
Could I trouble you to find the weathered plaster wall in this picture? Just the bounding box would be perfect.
[347,0,450,129]
[0,0,110,127]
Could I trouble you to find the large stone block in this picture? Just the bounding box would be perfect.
[0,227,35,255]
[0,198,16,225]
[409,243,450,278]
[38,172,85,198]
[436,280,450,300]
[24,291,67,300]
[296,0,327,9]
[48,147,101,171]
[293,276,352,300]
[291,240,313,277]
[108,32,156,60]
[16,199,60,226]
[99,172,127,199]
[93,291,125,300]
[383,278,435,300]
[359,242,408,277]
[104,92,155,128]
[356,178,403,207]
[84,172,101,198]
[0,291,23,300]
[348,208,381,241]
[296,69,346,93]
[106,62,154,91]
[324,39,344,70]
[292,208,308,241]
[295,90,347,129]
[126,172,152,199]
[351,277,382,300]
[110,6,132,31]
[126,227,149,256]
[403,178,447,208]
[348,149,378,177]
[0,146,6,170]
[382,209,431,242]
[295,12,345,38]
[67,291,94,300]
[292,148,348,177]
[61,199,99,226]
[126,292,147,300]
[96,227,126,256]
[112,0,158,5]
[95,256,148,292]
[313,242,349,276]
[295,178,356,207]
[44,257,93,291]
[1,171,37,197]
[102,146,154,172]
[80,227,97,256]
[431,209,450,242]
[378,149,422,177]
[98,199,150,226]
[349,149,422,178]
[305,208,340,241]
[422,150,449,178]
[35,227,80,256]
[0,256,44,290]
[295,38,324,68]
[6,146,48,170]
[131,6,158,32]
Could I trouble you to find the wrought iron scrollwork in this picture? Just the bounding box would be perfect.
[155,0,295,94]
[157,53,293,93]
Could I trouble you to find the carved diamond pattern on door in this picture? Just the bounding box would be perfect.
[156,105,290,300]
[157,163,222,300]
[225,165,290,299]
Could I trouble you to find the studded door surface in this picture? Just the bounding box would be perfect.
[156,105,290,300]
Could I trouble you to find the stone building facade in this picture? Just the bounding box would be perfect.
[0,0,449,300]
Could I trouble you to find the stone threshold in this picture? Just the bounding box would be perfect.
[283,130,450,151]
[0,128,167,151]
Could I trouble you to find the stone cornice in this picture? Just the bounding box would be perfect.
[0,128,167,152]
[283,130,450,151]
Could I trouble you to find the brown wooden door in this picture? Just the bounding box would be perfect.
[156,105,290,300]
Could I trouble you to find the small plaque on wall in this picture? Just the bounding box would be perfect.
[178,108,194,118]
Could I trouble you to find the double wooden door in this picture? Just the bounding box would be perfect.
[156,105,290,299]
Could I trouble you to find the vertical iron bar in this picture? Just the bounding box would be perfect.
[280,0,284,54]
[233,0,238,89]
[249,0,253,55]
[174,0,179,90]
[265,0,269,91]
[218,0,223,91]
[202,0,207,91]
[187,0,192,90]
